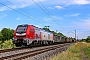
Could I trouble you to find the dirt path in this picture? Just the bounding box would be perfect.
[80,45,88,60]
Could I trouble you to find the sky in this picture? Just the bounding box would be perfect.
[0,0,90,39]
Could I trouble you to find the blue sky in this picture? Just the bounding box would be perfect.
[0,0,90,39]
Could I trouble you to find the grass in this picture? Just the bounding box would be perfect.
[52,50,82,60]
[0,39,16,50]
[83,47,90,59]
[81,42,90,60]
[52,42,90,60]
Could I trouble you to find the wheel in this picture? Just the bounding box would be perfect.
[15,43,20,47]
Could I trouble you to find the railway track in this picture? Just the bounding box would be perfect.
[0,43,71,60]
[0,47,27,53]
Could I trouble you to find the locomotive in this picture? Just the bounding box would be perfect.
[13,24,72,47]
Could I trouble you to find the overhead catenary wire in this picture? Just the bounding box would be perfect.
[5,0,44,25]
[38,0,65,28]
[6,0,64,30]
[38,0,52,16]
[0,1,73,38]
[34,0,65,32]
[5,0,33,16]
[0,2,43,24]
[32,0,60,26]
[37,1,74,36]
[0,2,53,32]
[0,1,64,33]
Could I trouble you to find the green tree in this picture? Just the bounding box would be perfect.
[1,28,10,40]
[9,29,14,39]
[43,26,50,32]
[57,32,64,36]
[51,31,57,35]
[1,28,14,41]
[86,38,90,42]
[0,32,3,40]
[79,38,85,42]
[43,26,65,37]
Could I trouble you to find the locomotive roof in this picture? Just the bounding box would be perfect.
[18,24,53,34]
[18,24,28,27]
[31,25,53,34]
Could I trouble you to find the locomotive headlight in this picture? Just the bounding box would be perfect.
[22,33,26,35]
[16,33,20,36]
[16,33,26,36]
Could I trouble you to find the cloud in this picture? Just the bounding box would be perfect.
[16,17,22,20]
[73,0,90,5]
[71,13,80,16]
[80,20,90,30]
[48,5,63,9]
[0,0,90,12]
[43,0,90,6]
[48,7,54,9]
[0,13,7,19]
[55,5,63,9]
[0,0,45,11]
[61,0,90,5]
[0,6,8,11]
[44,18,52,22]
[65,13,80,17]
[60,0,90,5]
[44,16,63,22]
[72,19,90,30]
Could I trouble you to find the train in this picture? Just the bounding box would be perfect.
[13,24,74,47]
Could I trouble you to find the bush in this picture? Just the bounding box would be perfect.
[86,38,90,43]
[0,39,16,50]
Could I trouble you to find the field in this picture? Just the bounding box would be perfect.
[0,39,16,50]
[52,42,90,60]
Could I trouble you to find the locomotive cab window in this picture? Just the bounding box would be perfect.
[16,25,28,33]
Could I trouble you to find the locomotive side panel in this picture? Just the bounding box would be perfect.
[54,36,64,43]
[50,33,53,40]
[57,36,63,43]
[61,37,65,43]
[53,35,58,42]
[28,25,35,39]
[41,31,48,40]
[57,36,60,42]
[59,36,63,42]
[34,27,41,40]
[47,33,53,40]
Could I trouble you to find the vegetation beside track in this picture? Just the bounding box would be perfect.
[52,42,90,60]
[81,42,90,60]
[0,39,16,50]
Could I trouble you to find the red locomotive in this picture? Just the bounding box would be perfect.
[13,24,54,47]
[13,24,72,47]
